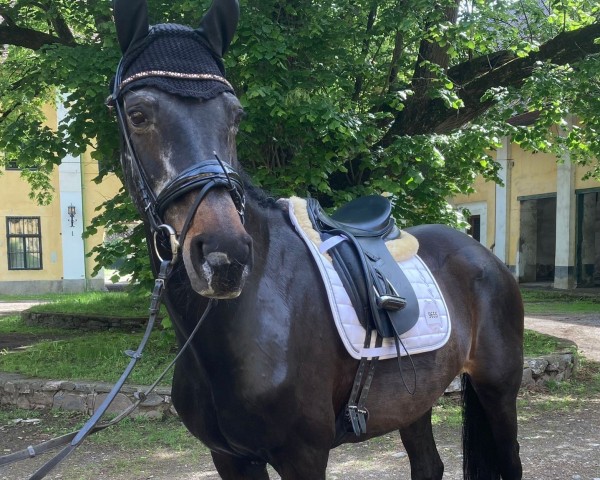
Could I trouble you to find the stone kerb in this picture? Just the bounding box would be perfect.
[521,337,578,389]
[22,311,148,331]
[0,373,174,419]
[521,350,577,388]
[0,349,576,416]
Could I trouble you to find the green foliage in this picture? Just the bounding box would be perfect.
[84,189,154,291]
[1,0,599,282]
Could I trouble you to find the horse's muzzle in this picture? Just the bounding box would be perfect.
[186,232,253,299]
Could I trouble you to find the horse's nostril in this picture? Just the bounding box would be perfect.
[192,234,253,267]
[205,251,231,267]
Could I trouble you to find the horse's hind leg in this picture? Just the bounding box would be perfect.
[399,408,444,480]
[210,451,270,479]
[463,373,522,479]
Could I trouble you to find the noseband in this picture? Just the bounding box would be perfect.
[109,59,246,264]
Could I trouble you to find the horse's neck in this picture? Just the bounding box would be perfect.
[243,196,287,259]
[166,196,291,338]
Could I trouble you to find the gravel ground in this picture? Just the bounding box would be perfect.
[1,302,599,479]
[1,396,599,479]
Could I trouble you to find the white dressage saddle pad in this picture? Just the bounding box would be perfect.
[286,197,451,360]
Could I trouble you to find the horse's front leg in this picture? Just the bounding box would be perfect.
[269,445,330,480]
[211,451,270,480]
[399,408,444,480]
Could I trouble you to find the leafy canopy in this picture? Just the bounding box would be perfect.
[0,0,599,286]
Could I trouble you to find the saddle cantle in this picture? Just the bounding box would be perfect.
[307,196,419,339]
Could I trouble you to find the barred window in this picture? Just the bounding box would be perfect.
[6,217,43,270]
[4,161,38,171]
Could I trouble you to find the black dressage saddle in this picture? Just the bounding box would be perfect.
[307,195,419,339]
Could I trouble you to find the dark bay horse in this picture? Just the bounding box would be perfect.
[111,1,524,478]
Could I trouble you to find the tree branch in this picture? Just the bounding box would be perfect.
[48,10,76,45]
[0,0,76,50]
[352,4,378,102]
[377,20,600,142]
[0,23,67,49]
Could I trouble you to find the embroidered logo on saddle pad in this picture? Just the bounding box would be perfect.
[287,197,451,360]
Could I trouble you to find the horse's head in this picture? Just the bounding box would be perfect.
[111,0,252,299]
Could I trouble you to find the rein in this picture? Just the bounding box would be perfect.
[0,61,242,480]
[0,260,216,479]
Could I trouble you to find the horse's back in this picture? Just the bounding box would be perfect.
[407,223,521,301]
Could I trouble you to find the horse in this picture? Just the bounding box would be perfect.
[110,1,524,478]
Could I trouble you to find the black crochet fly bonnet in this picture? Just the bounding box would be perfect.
[116,24,234,99]
[112,0,239,100]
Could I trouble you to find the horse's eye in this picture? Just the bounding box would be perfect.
[129,110,147,126]
[236,108,246,124]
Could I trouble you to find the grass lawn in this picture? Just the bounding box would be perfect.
[520,288,600,315]
[14,291,152,317]
[0,291,175,385]
[0,318,176,385]
[0,288,596,385]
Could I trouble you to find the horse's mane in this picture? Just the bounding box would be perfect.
[240,170,282,210]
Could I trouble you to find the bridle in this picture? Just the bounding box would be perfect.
[109,58,246,265]
[0,62,246,480]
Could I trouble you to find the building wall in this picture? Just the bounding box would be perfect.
[0,170,63,286]
[81,150,121,284]
[508,146,558,275]
[0,103,121,294]
[453,175,496,250]
[450,136,600,289]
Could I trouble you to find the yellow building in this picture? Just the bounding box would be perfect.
[450,119,600,289]
[0,103,121,294]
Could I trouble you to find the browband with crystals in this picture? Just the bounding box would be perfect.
[119,70,233,90]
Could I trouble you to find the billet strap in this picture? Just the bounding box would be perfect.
[346,329,372,436]
[346,328,383,437]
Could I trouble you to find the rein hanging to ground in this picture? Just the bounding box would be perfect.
[2,58,246,479]
[0,260,216,480]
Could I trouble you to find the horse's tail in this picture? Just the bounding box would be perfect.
[461,373,501,479]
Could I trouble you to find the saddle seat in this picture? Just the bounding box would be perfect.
[316,195,399,239]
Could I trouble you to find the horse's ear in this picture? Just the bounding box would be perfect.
[113,0,149,53]
[196,0,240,58]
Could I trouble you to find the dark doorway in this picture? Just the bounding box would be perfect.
[467,215,481,242]
[577,190,600,287]
[518,196,556,282]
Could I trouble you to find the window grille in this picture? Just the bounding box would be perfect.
[6,217,43,270]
